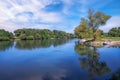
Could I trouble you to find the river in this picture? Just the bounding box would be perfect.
[0,39,120,80]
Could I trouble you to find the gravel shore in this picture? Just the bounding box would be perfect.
[90,41,120,47]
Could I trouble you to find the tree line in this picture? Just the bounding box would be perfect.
[108,27,120,37]
[0,29,14,41]
[0,29,75,41]
[0,26,120,41]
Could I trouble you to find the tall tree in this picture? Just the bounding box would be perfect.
[88,9,111,40]
[74,9,111,40]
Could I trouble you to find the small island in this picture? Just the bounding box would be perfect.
[74,9,120,47]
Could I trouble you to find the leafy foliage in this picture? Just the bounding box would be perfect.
[74,18,93,39]
[74,9,111,40]
[94,29,104,39]
[108,27,120,37]
[0,29,14,41]
[14,29,75,40]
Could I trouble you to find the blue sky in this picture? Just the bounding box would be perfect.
[0,0,120,33]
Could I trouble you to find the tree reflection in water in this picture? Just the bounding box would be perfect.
[75,43,111,79]
[15,39,69,50]
[0,39,69,51]
[109,68,120,80]
[0,41,14,51]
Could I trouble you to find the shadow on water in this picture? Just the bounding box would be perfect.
[15,39,69,50]
[0,41,14,51]
[74,43,111,80]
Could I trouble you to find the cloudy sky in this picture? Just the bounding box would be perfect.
[0,0,120,33]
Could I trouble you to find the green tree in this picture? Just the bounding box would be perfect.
[74,18,93,39]
[14,29,74,40]
[74,9,111,40]
[0,29,14,41]
[94,29,104,39]
[88,9,111,40]
[108,27,120,37]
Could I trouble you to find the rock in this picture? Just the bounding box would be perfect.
[90,41,103,47]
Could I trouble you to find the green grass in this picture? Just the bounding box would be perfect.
[96,39,104,42]
[102,37,120,41]
[96,37,120,42]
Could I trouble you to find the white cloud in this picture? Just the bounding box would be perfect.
[35,11,62,23]
[61,0,86,15]
[0,0,62,23]
[0,0,66,33]
[0,0,118,33]
[62,0,73,14]
[0,21,74,33]
[0,22,51,32]
[100,16,120,32]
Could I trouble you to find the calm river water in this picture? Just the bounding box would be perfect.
[0,39,120,80]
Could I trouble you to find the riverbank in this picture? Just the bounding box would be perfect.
[90,41,120,47]
[79,37,120,47]
[85,37,120,47]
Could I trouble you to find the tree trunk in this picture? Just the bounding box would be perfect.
[93,35,96,41]
[93,29,96,41]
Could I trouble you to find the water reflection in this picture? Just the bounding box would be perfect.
[109,68,120,80]
[110,45,120,48]
[0,39,120,80]
[0,39,75,80]
[0,41,14,51]
[75,43,111,79]
[0,39,69,51]
[15,39,68,50]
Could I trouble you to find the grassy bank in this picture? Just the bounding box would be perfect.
[96,37,120,42]
[89,37,120,47]
[103,37,120,41]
